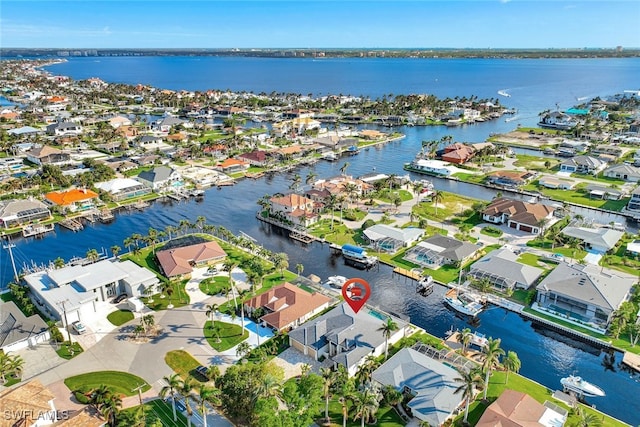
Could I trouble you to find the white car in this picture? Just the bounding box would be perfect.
[72,321,87,334]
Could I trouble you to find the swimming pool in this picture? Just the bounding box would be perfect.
[243,319,275,339]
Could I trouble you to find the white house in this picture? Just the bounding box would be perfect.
[603,163,640,182]
[136,166,182,191]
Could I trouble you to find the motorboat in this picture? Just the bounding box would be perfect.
[560,375,606,397]
[321,152,338,162]
[416,275,434,296]
[324,275,347,289]
[443,288,484,317]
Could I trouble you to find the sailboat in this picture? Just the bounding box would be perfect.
[443,271,484,317]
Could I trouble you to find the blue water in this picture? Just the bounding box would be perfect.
[0,56,633,424]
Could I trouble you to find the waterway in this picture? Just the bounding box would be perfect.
[2,56,638,423]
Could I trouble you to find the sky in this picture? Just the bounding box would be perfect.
[1,1,639,49]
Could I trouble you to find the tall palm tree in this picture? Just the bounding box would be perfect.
[86,248,100,263]
[454,367,484,424]
[481,338,505,399]
[573,405,604,427]
[377,318,399,360]
[273,252,289,278]
[123,237,135,253]
[178,377,195,427]
[432,190,444,216]
[222,261,239,309]
[205,303,219,325]
[100,391,122,427]
[196,215,207,231]
[197,384,221,427]
[305,171,317,187]
[110,245,121,258]
[320,367,336,424]
[503,351,521,383]
[236,341,251,359]
[252,373,283,403]
[457,328,473,355]
[352,388,380,427]
[160,373,181,421]
[295,263,304,277]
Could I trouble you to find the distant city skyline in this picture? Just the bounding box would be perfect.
[1,1,639,49]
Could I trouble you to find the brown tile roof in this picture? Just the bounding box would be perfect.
[476,389,547,427]
[245,282,331,330]
[28,145,62,158]
[270,194,313,208]
[56,407,105,427]
[156,241,226,277]
[489,170,531,180]
[483,197,554,226]
[0,380,55,427]
[278,145,304,155]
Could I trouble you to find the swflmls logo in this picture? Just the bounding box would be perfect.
[3,410,69,421]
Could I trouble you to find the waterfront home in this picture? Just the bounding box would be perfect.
[627,187,640,211]
[560,226,624,254]
[238,150,270,167]
[23,259,159,323]
[0,199,51,229]
[486,170,535,188]
[94,178,151,201]
[404,235,479,269]
[288,303,408,377]
[25,145,71,165]
[108,115,132,128]
[537,111,576,130]
[372,347,463,426]
[603,163,640,182]
[44,188,99,213]
[275,145,306,160]
[243,282,332,332]
[441,143,475,164]
[136,165,182,191]
[406,159,453,177]
[152,116,188,133]
[585,184,623,200]
[476,389,568,427]
[626,240,640,256]
[216,158,250,174]
[0,301,49,352]
[559,155,606,175]
[363,224,425,253]
[468,247,544,291]
[359,129,386,140]
[535,263,636,329]
[269,193,317,227]
[482,198,554,234]
[537,176,576,190]
[46,120,83,136]
[155,240,226,279]
[102,158,137,174]
[6,125,44,137]
[114,125,138,140]
[312,175,374,199]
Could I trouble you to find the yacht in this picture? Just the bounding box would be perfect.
[560,375,606,398]
[443,288,484,317]
[324,275,347,289]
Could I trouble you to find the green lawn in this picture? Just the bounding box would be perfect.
[107,309,135,326]
[480,226,503,238]
[164,350,207,383]
[452,172,486,184]
[515,253,548,268]
[513,154,559,171]
[522,308,610,341]
[523,182,630,211]
[55,342,83,360]
[199,276,230,295]
[204,320,249,352]
[120,399,190,427]
[325,400,406,427]
[308,219,358,245]
[412,192,479,221]
[64,371,150,396]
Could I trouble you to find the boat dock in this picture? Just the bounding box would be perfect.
[59,218,84,232]
[22,223,55,238]
[256,213,318,243]
[393,267,422,281]
[622,351,640,373]
[289,230,315,244]
[97,208,114,223]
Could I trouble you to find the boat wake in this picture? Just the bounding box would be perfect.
[497,89,511,98]
[505,115,520,123]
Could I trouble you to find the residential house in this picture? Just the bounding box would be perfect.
[603,163,640,182]
[7,126,44,137]
[238,150,270,167]
[108,115,132,128]
[404,235,480,269]
[441,143,475,164]
[372,348,464,427]
[538,111,576,130]
[244,282,332,332]
[44,188,99,213]
[25,145,71,165]
[627,187,640,211]
[155,240,227,278]
[216,158,250,174]
[359,129,385,140]
[408,159,453,177]
[312,175,374,200]
[535,263,636,329]
[23,259,159,323]
[468,247,544,291]
[0,301,49,352]
[626,240,640,256]
[585,184,623,200]
[137,166,181,191]
[560,226,624,254]
[114,125,138,140]
[538,176,576,190]
[46,121,83,136]
[482,198,554,234]
[363,224,425,253]
[0,157,24,172]
[134,135,167,150]
[269,193,317,227]
[276,145,305,160]
[476,389,567,427]
[559,156,606,175]
[288,303,409,376]
[153,116,187,133]
[94,178,151,201]
[0,199,51,229]
[486,170,534,188]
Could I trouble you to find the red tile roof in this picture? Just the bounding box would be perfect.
[45,188,99,206]
[156,241,226,277]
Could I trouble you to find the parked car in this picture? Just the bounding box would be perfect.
[72,321,87,334]
[112,293,128,304]
[545,253,565,263]
[195,365,209,379]
[205,266,219,276]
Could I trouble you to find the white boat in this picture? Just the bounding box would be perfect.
[443,288,484,317]
[324,275,347,289]
[322,152,338,162]
[497,90,511,98]
[417,275,434,296]
[560,375,606,397]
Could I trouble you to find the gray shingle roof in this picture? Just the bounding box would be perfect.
[0,301,48,349]
[469,247,543,286]
[417,235,479,261]
[137,166,175,184]
[560,227,624,252]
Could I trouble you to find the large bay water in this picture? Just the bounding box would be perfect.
[2,56,638,424]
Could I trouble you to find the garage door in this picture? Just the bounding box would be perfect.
[509,222,517,229]
[519,225,533,233]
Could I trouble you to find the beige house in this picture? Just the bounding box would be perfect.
[269,193,317,227]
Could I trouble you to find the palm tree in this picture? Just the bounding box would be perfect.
[252,373,283,403]
[320,367,336,424]
[273,252,289,278]
[178,377,195,427]
[340,161,350,176]
[123,237,135,253]
[205,303,219,324]
[355,355,379,387]
[454,367,484,424]
[377,318,399,360]
[572,405,604,427]
[305,171,317,187]
[160,374,181,422]
[99,391,122,426]
[457,328,473,355]
[481,338,505,400]
[196,215,207,231]
[141,314,155,334]
[503,351,521,383]
[432,190,444,216]
[295,263,304,277]
[222,261,239,309]
[197,384,221,427]
[110,245,121,258]
[236,341,251,359]
[86,248,100,263]
[352,388,380,427]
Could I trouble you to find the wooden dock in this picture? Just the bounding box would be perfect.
[97,208,114,223]
[393,267,422,281]
[22,223,55,238]
[59,218,83,232]
[289,230,315,244]
[622,351,640,373]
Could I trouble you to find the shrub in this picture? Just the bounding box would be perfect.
[362,219,376,230]
[74,391,91,404]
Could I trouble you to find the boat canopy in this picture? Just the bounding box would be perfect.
[342,244,365,254]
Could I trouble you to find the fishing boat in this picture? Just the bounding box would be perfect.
[416,275,434,296]
[560,375,606,398]
[322,151,338,162]
[324,275,347,289]
[443,288,484,317]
